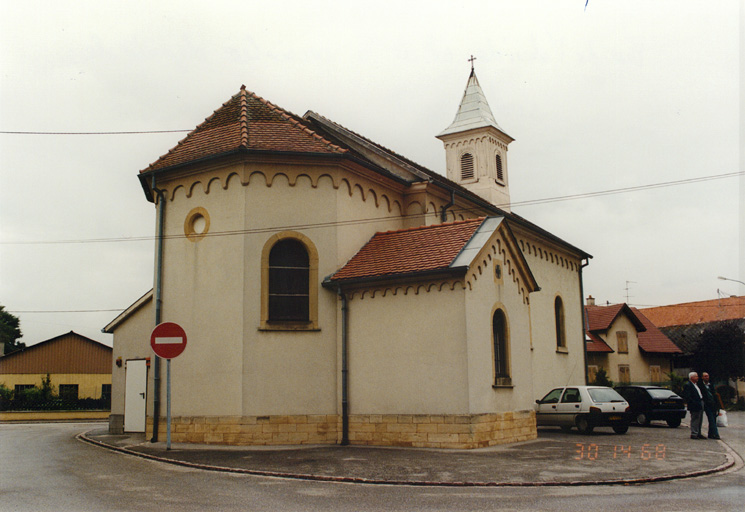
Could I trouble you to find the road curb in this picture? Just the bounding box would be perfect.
[77,431,737,487]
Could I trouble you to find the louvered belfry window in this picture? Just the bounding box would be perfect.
[460,152,475,180]
[496,154,504,182]
[268,239,310,322]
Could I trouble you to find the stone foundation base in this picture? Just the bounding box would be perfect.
[146,415,339,445]
[146,410,536,449]
[349,410,536,449]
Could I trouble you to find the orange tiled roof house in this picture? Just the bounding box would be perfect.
[105,70,591,448]
[584,298,680,386]
[641,296,745,394]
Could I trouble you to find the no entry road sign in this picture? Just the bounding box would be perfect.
[150,322,187,359]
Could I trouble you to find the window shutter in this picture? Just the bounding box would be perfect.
[496,154,504,182]
[616,331,628,353]
[460,153,474,180]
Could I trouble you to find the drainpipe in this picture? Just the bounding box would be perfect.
[579,258,590,385]
[151,176,166,442]
[339,288,349,445]
[440,189,455,223]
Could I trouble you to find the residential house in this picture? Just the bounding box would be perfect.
[105,69,591,448]
[585,298,681,385]
[641,296,745,394]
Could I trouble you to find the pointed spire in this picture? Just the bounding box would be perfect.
[438,69,504,137]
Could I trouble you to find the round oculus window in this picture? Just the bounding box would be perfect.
[184,207,210,241]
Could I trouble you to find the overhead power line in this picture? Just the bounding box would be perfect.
[0,170,741,246]
[8,309,125,313]
[0,129,190,135]
[510,171,742,207]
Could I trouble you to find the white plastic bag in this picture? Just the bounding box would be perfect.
[716,409,728,428]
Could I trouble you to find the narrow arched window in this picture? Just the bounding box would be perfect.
[460,153,474,180]
[555,296,566,349]
[493,309,510,384]
[268,239,309,322]
[496,154,504,183]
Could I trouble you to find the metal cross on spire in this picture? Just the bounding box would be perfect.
[468,55,477,72]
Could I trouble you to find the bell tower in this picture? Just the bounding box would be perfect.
[437,63,514,211]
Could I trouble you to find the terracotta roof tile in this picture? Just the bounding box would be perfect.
[631,308,682,354]
[330,218,485,282]
[584,304,679,354]
[584,304,645,332]
[640,296,745,328]
[586,332,614,353]
[143,87,346,173]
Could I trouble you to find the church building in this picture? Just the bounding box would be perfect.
[105,68,591,448]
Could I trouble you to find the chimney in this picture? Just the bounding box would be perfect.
[586,295,596,306]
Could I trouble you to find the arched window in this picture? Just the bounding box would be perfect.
[496,154,504,183]
[493,309,510,385]
[268,239,310,322]
[460,153,474,180]
[555,296,566,350]
[261,232,319,330]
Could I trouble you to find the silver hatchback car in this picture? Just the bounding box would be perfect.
[535,386,631,434]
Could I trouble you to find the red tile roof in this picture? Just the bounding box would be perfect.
[630,308,682,354]
[329,218,484,282]
[585,304,646,333]
[584,304,680,354]
[640,296,745,328]
[586,332,614,353]
[142,86,346,173]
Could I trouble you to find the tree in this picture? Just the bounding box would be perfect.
[691,321,745,384]
[591,367,614,387]
[0,305,24,355]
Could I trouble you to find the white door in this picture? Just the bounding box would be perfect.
[124,359,147,432]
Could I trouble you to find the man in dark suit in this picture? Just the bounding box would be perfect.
[681,371,704,439]
[700,372,721,440]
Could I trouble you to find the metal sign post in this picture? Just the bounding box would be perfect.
[166,358,172,449]
[150,322,187,451]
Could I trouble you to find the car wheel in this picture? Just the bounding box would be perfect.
[666,418,681,428]
[576,416,594,434]
[560,425,572,433]
[613,424,629,434]
[636,412,650,426]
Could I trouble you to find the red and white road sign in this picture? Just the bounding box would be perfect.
[150,322,187,359]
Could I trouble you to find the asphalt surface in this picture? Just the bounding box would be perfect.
[80,412,743,487]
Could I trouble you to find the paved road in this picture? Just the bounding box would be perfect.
[1,415,743,511]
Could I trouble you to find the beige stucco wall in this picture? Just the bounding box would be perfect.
[596,315,670,383]
[345,282,469,414]
[109,298,154,417]
[514,231,585,398]
[462,234,532,414]
[150,159,411,419]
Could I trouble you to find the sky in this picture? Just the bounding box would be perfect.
[0,0,742,347]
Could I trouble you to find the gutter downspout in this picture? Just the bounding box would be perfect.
[151,176,165,442]
[579,258,590,385]
[440,189,455,223]
[339,288,349,446]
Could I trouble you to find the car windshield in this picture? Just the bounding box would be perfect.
[648,388,677,399]
[588,387,625,403]
[539,388,564,403]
